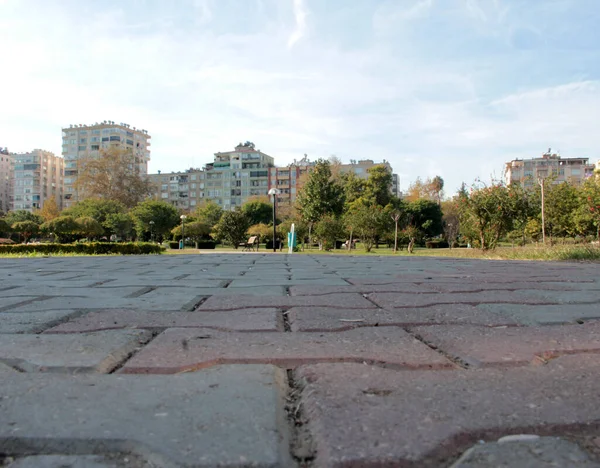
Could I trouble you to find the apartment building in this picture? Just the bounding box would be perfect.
[505,149,595,187]
[0,147,12,213]
[10,149,64,212]
[149,142,274,211]
[62,121,151,208]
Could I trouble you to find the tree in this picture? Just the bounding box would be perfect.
[64,199,126,226]
[363,165,393,207]
[104,212,134,240]
[241,200,273,225]
[429,176,444,205]
[74,147,153,208]
[338,172,366,206]
[131,200,180,242]
[38,196,60,222]
[277,216,309,250]
[580,177,600,239]
[194,201,223,229]
[406,199,443,238]
[405,175,445,203]
[171,221,211,247]
[41,216,80,243]
[344,203,388,252]
[5,210,43,226]
[296,159,344,243]
[0,218,9,237]
[212,211,251,248]
[385,199,407,253]
[544,181,580,241]
[12,221,39,243]
[76,217,104,240]
[313,215,345,251]
[441,200,460,247]
[247,223,273,243]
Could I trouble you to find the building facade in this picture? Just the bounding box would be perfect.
[9,149,64,212]
[62,121,151,208]
[0,147,12,213]
[505,149,595,188]
[149,142,274,211]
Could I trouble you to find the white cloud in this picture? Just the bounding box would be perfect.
[288,0,308,48]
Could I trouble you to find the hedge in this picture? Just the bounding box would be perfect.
[425,240,450,249]
[0,242,164,255]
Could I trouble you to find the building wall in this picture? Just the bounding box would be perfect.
[0,147,13,213]
[148,170,205,211]
[505,150,595,188]
[62,121,151,208]
[10,149,64,212]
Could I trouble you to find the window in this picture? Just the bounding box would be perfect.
[91,145,100,150]
[78,146,86,151]
[102,137,109,142]
[109,136,120,141]
[80,138,87,144]
[161,193,169,199]
[191,175,197,181]
[126,139,133,145]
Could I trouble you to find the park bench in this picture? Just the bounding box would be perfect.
[241,236,259,252]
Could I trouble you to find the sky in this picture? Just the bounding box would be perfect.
[1,0,599,195]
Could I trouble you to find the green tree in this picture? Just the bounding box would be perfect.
[407,199,443,239]
[38,196,60,222]
[171,221,211,247]
[338,172,366,206]
[247,223,273,243]
[296,159,344,243]
[277,216,309,250]
[313,215,345,251]
[344,203,388,252]
[363,165,393,207]
[76,217,104,240]
[104,212,134,240]
[5,210,43,226]
[41,216,80,243]
[241,200,273,225]
[544,181,580,241]
[194,201,224,229]
[212,210,251,248]
[131,200,180,241]
[63,199,127,235]
[0,218,9,237]
[12,221,39,243]
[74,147,153,208]
[580,177,600,239]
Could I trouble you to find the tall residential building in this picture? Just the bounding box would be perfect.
[505,149,595,188]
[62,121,151,208]
[148,142,274,211]
[10,149,64,212]
[0,147,13,213]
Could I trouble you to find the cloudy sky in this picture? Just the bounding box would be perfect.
[1,0,599,195]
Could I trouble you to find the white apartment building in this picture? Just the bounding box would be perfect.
[10,149,64,212]
[62,121,151,208]
[505,149,595,187]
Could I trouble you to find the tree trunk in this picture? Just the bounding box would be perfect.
[348,229,353,251]
[308,224,312,250]
[394,221,398,253]
[408,238,415,253]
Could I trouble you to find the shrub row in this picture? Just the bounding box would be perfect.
[0,242,164,255]
[168,241,217,249]
[425,240,450,249]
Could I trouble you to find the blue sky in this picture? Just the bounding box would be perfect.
[1,0,599,195]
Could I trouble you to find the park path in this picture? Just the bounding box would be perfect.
[0,254,600,467]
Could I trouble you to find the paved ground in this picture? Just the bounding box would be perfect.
[0,253,600,467]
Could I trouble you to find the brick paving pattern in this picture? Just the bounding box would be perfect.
[0,253,599,467]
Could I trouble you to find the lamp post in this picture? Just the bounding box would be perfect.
[180,215,187,250]
[149,220,155,243]
[267,188,281,252]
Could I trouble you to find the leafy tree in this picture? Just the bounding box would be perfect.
[344,203,388,252]
[247,223,273,242]
[296,159,344,243]
[338,172,366,206]
[363,165,393,207]
[38,196,60,222]
[41,216,80,243]
[12,221,39,243]
[74,147,153,208]
[241,200,273,225]
[131,200,180,242]
[544,181,580,241]
[64,199,126,230]
[171,221,211,247]
[76,217,104,239]
[405,175,445,203]
[194,201,224,229]
[104,212,134,240]
[0,218,9,236]
[5,210,43,226]
[580,177,600,239]
[441,199,460,247]
[429,176,444,205]
[277,217,309,249]
[406,199,443,239]
[212,210,251,248]
[313,215,345,251]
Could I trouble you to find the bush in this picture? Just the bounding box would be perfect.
[0,242,164,255]
[168,241,180,249]
[196,241,216,249]
[425,240,449,249]
[265,240,283,250]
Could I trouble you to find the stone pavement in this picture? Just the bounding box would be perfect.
[0,253,599,467]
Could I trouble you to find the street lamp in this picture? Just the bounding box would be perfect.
[149,220,155,243]
[267,188,281,252]
[180,215,187,250]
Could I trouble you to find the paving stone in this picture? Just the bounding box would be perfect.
[141,285,288,297]
[0,366,289,467]
[0,362,18,373]
[0,330,151,373]
[428,281,600,293]
[197,293,377,310]
[0,296,44,311]
[289,282,439,296]
[8,455,118,468]
[410,321,600,367]
[451,436,600,467]
[288,305,517,331]
[229,278,349,288]
[0,310,79,333]
[46,308,280,333]
[367,290,562,308]
[476,303,600,325]
[121,327,451,373]
[298,354,600,467]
